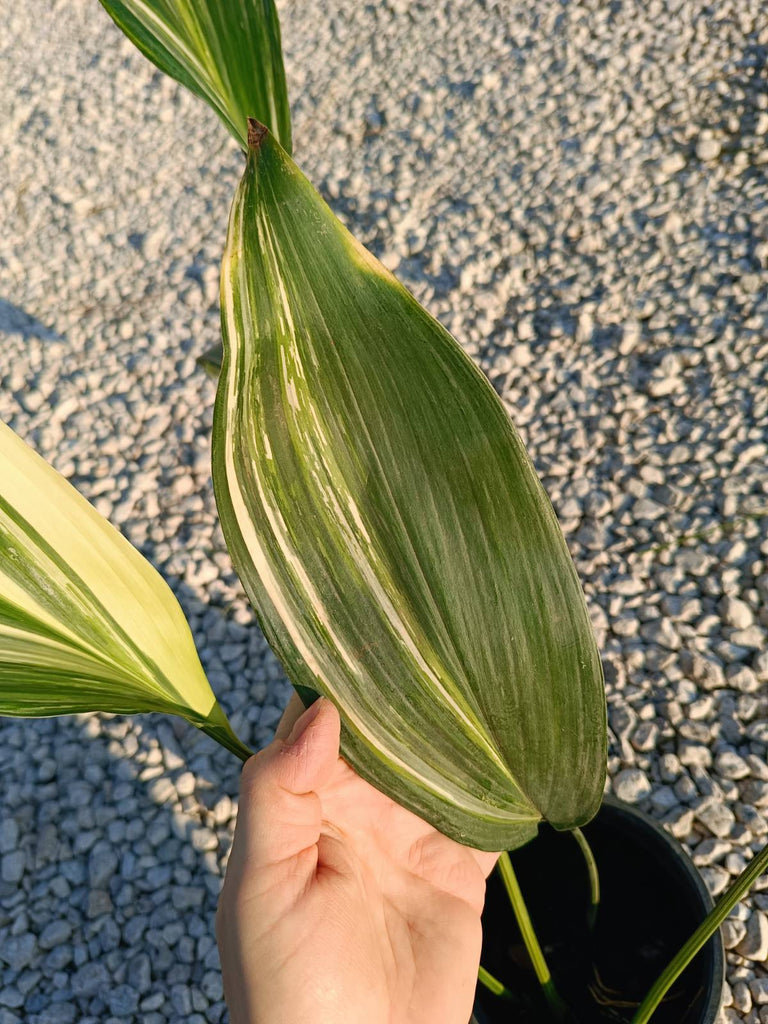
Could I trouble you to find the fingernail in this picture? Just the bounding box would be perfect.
[285,698,325,748]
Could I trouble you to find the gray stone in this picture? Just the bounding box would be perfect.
[692,838,731,866]
[613,769,651,804]
[0,933,38,972]
[736,912,768,962]
[695,801,735,838]
[171,886,206,911]
[170,985,193,1015]
[140,993,165,1012]
[659,754,682,782]
[721,918,747,949]
[681,651,725,690]
[201,972,223,1002]
[38,921,72,951]
[726,665,760,693]
[1,851,25,884]
[696,136,721,162]
[639,618,680,650]
[86,890,113,919]
[633,498,666,520]
[88,847,118,890]
[650,786,679,814]
[679,743,712,769]
[107,986,139,1016]
[71,962,109,998]
[190,828,217,852]
[733,980,752,1014]
[720,1009,745,1024]
[715,751,751,780]
[123,915,149,946]
[33,1004,77,1024]
[127,952,152,994]
[147,777,177,804]
[699,866,730,897]
[175,771,196,797]
[753,650,768,682]
[631,721,659,752]
[742,780,768,807]
[674,774,698,803]
[0,820,19,855]
[676,551,715,577]
[720,596,754,630]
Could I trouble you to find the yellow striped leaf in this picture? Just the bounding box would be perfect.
[99,0,292,152]
[212,122,607,852]
[0,419,249,760]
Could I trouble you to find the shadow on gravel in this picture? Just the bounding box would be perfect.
[0,571,280,1021]
[0,299,63,342]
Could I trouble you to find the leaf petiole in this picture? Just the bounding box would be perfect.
[572,827,600,931]
[497,852,568,1020]
[478,964,513,1000]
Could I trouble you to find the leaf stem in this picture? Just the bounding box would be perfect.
[497,852,568,1020]
[572,827,600,930]
[478,964,513,1000]
[200,719,253,762]
[631,840,768,1024]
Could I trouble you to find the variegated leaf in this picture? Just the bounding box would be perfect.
[212,121,606,852]
[0,419,250,760]
[99,0,292,152]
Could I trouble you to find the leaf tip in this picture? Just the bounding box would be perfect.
[247,117,269,151]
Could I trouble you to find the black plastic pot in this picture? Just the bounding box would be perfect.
[473,797,725,1024]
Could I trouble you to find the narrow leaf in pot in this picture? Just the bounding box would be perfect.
[0,419,248,759]
[212,120,607,852]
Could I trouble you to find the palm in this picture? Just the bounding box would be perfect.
[299,755,495,1022]
[218,697,498,1024]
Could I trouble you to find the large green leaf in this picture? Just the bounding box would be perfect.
[212,120,607,852]
[0,419,249,760]
[99,0,292,152]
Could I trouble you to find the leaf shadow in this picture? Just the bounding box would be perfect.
[0,299,64,343]
[0,569,286,1021]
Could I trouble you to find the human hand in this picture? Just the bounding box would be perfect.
[216,694,499,1024]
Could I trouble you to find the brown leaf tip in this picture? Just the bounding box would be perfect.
[247,118,268,150]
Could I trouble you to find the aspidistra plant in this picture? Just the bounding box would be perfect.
[24,1,762,1016]
[0,418,250,761]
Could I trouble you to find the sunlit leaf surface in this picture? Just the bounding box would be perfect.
[0,420,249,759]
[212,121,606,851]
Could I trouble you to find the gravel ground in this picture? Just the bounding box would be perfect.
[1,0,768,1020]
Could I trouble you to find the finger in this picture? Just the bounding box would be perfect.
[274,690,307,741]
[473,850,501,879]
[231,698,341,871]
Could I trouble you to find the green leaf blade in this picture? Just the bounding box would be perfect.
[99,0,292,152]
[0,420,245,754]
[213,125,606,851]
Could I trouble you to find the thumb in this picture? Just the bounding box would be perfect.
[230,698,341,872]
